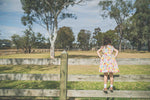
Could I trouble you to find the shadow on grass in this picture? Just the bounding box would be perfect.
[0,81,60,89]
[0,66,13,73]
[99,75,120,80]
[0,65,60,74]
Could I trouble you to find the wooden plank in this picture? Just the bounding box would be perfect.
[67,90,150,98]
[0,58,150,65]
[68,75,150,82]
[0,89,59,97]
[0,74,150,82]
[0,89,150,98]
[0,74,60,81]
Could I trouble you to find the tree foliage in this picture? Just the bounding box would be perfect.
[11,34,22,50]
[77,29,91,50]
[91,28,118,48]
[35,33,46,49]
[104,30,118,46]
[55,26,75,49]
[11,29,47,53]
[130,0,150,51]
[21,28,36,53]
[99,0,133,51]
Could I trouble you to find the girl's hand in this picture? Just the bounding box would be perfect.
[113,46,118,58]
[97,46,103,58]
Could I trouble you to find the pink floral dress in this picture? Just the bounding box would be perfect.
[99,45,119,73]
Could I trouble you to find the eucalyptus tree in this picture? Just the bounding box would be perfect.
[22,28,36,53]
[77,29,91,50]
[35,32,46,49]
[11,34,22,50]
[131,0,150,51]
[21,0,85,58]
[92,27,103,47]
[104,30,118,46]
[99,0,133,51]
[55,26,75,49]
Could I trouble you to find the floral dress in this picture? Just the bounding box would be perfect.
[99,45,119,73]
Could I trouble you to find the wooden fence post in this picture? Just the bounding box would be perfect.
[60,50,68,100]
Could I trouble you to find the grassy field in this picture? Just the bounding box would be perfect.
[0,81,150,91]
[0,65,150,75]
[0,51,150,58]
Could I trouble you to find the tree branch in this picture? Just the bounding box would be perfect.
[56,0,84,17]
[44,0,54,14]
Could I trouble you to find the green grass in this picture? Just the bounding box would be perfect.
[0,65,150,75]
[0,81,150,91]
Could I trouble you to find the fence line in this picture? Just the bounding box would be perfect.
[0,51,150,99]
[0,89,150,98]
[0,74,150,82]
[0,58,150,65]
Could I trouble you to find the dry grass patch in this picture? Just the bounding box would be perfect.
[0,51,150,58]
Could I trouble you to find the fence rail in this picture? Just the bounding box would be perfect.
[0,58,150,65]
[0,89,150,98]
[0,74,150,82]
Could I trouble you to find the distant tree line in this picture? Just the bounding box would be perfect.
[11,27,50,53]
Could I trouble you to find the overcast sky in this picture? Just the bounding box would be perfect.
[0,0,117,41]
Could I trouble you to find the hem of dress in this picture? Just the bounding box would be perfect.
[99,71,119,73]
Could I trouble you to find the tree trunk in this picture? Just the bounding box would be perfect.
[148,39,150,52]
[118,25,123,52]
[50,41,55,59]
[137,41,141,51]
[49,20,58,58]
[119,40,122,52]
[29,46,31,53]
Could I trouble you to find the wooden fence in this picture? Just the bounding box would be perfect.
[0,51,150,99]
[1,58,150,65]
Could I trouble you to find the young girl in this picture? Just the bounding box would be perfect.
[97,37,119,92]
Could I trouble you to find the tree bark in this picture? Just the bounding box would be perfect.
[148,39,150,52]
[119,40,122,52]
[50,40,55,59]
[137,41,141,51]
[49,19,58,58]
[118,26,123,52]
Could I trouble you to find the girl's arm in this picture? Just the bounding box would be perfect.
[97,46,103,58]
[113,47,118,58]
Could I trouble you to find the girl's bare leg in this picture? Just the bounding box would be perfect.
[109,72,113,90]
[104,73,108,90]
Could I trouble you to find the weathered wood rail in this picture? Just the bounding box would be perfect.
[0,89,150,98]
[0,74,150,82]
[0,58,150,65]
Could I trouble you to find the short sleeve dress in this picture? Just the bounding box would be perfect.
[99,45,119,73]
